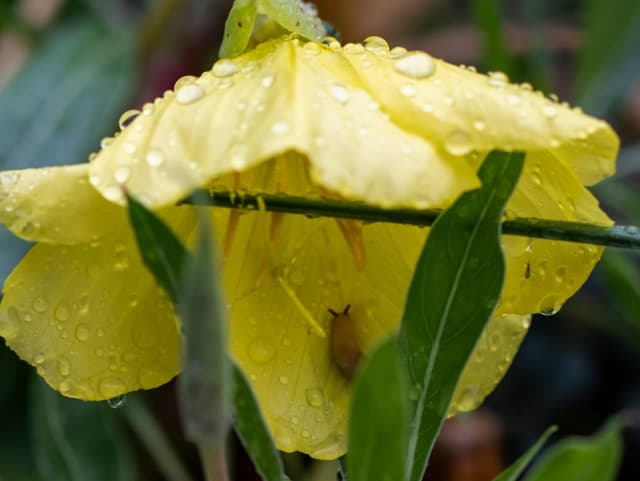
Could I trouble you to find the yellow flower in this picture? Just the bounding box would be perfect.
[0,35,617,459]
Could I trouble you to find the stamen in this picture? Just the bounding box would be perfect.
[336,219,367,270]
[277,277,326,338]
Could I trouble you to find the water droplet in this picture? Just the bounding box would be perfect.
[521,315,532,329]
[305,388,324,407]
[100,137,114,149]
[104,186,123,202]
[32,296,49,313]
[487,71,508,87]
[212,59,239,77]
[176,83,204,104]
[99,377,127,398]
[271,120,290,135]
[302,430,310,439]
[400,84,416,97]
[473,120,486,131]
[75,323,90,342]
[624,225,639,235]
[394,52,435,79]
[34,353,45,365]
[107,394,126,409]
[363,36,389,54]
[55,302,70,321]
[329,83,350,104]
[538,295,561,316]
[146,149,164,167]
[247,337,275,364]
[114,166,130,184]
[507,94,521,105]
[279,376,289,385]
[142,103,155,116]
[389,46,408,58]
[261,75,275,88]
[543,104,558,118]
[444,130,473,156]
[58,380,70,393]
[549,138,560,148]
[321,36,341,50]
[118,109,140,129]
[57,357,71,377]
[343,43,365,54]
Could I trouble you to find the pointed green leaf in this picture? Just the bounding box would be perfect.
[30,377,137,481]
[232,363,288,481]
[400,150,525,481]
[126,194,190,303]
[523,418,622,481]
[492,426,557,481]
[177,212,230,446]
[347,337,409,481]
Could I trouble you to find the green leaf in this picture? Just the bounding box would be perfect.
[220,0,259,58]
[575,0,640,116]
[0,18,136,169]
[523,418,622,481]
[347,337,408,481]
[400,150,525,481]
[470,0,511,73]
[126,194,190,303]
[232,363,288,481]
[30,376,137,481]
[493,426,557,481]
[177,212,230,447]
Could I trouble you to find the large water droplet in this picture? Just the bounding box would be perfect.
[247,337,275,364]
[32,296,49,313]
[176,83,204,105]
[118,109,140,130]
[75,323,90,342]
[212,59,239,77]
[444,130,473,156]
[261,75,275,88]
[34,353,45,365]
[343,43,365,54]
[107,394,126,409]
[538,295,562,316]
[363,36,389,54]
[305,388,324,407]
[394,52,435,79]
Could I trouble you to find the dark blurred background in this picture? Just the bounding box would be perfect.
[0,0,639,480]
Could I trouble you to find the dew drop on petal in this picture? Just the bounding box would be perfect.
[212,59,239,77]
[363,36,389,54]
[114,167,131,184]
[261,75,275,88]
[400,84,416,97]
[75,323,90,342]
[394,52,435,79]
[271,120,291,136]
[247,337,275,364]
[538,295,562,316]
[57,357,71,377]
[107,394,126,409]
[55,302,70,321]
[279,376,289,385]
[32,296,49,313]
[444,130,473,156]
[473,120,486,131]
[118,109,140,130]
[34,353,45,365]
[176,83,204,104]
[456,385,480,411]
[329,83,350,104]
[146,149,164,167]
[305,388,324,407]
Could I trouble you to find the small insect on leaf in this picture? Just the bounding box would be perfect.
[329,305,362,380]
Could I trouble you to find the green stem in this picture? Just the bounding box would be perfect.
[199,442,230,481]
[184,190,640,249]
[122,395,196,481]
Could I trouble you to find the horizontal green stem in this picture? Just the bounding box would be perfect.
[184,190,640,250]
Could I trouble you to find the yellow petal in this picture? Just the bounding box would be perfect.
[0,164,122,244]
[339,37,618,185]
[497,151,611,315]
[88,36,478,210]
[0,205,196,400]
